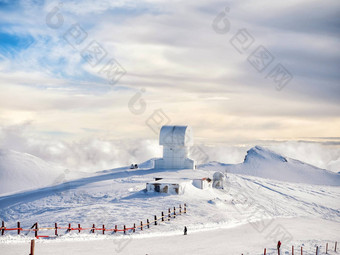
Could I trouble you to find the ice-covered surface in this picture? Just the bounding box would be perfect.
[0,146,339,254]
[200,146,340,186]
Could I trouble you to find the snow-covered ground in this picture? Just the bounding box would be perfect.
[0,146,339,254]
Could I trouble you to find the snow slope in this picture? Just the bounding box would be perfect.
[200,146,340,186]
[0,146,339,254]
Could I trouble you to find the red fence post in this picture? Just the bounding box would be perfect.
[162,212,164,221]
[17,222,21,235]
[35,222,38,238]
[264,248,266,255]
[301,246,303,255]
[55,223,58,236]
[124,225,126,234]
[114,225,117,233]
[103,225,105,235]
[133,223,135,233]
[154,215,157,225]
[78,224,81,233]
[30,239,35,255]
[68,223,71,232]
[292,245,294,255]
[1,221,4,235]
[92,224,95,233]
[326,243,328,254]
[140,221,143,231]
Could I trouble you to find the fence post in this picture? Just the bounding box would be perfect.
[335,241,337,252]
[17,222,21,235]
[292,245,294,255]
[103,224,105,235]
[114,225,117,233]
[124,225,126,234]
[30,239,35,255]
[1,221,4,235]
[173,207,176,218]
[68,223,71,232]
[35,222,38,238]
[55,223,58,236]
[301,246,303,255]
[316,246,318,255]
[184,203,187,213]
[326,243,328,254]
[162,212,164,221]
[140,221,143,231]
[168,208,171,220]
[179,205,182,214]
[147,219,150,229]
[92,224,95,233]
[154,215,157,225]
[133,223,136,233]
[264,248,266,255]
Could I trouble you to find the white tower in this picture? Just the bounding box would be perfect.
[154,125,195,169]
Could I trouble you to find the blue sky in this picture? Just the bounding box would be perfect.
[0,0,339,171]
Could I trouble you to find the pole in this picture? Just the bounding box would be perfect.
[17,222,20,235]
[301,246,303,255]
[326,243,328,254]
[168,208,171,220]
[264,248,266,255]
[292,245,294,255]
[154,215,157,225]
[133,223,135,233]
[179,205,182,214]
[140,221,143,231]
[162,212,164,221]
[55,223,58,236]
[102,224,105,235]
[124,225,126,234]
[335,241,337,252]
[92,224,95,233]
[316,246,318,255]
[147,219,150,229]
[173,207,176,218]
[30,239,35,255]
[114,225,117,233]
[68,223,71,232]
[184,203,187,213]
[78,224,81,233]
[35,222,38,238]
[1,221,4,235]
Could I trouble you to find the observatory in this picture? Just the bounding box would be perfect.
[154,125,195,169]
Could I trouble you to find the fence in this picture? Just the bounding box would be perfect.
[0,203,187,239]
[261,241,337,255]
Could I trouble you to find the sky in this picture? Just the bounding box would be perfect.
[0,0,339,172]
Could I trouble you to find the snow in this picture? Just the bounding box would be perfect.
[0,146,339,254]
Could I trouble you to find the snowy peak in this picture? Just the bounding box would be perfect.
[244,146,287,163]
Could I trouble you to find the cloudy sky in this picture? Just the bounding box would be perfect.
[0,0,339,172]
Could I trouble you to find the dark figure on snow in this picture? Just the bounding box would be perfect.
[184,226,187,235]
[277,240,281,254]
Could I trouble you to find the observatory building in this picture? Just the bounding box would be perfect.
[154,125,195,169]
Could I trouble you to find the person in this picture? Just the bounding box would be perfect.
[277,240,281,254]
[184,226,187,235]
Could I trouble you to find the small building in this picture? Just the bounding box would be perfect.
[192,178,212,189]
[146,178,191,195]
[154,125,195,169]
[213,172,226,189]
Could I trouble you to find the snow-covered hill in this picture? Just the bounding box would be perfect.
[0,146,339,254]
[200,146,340,186]
[0,150,69,195]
